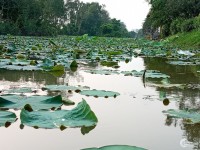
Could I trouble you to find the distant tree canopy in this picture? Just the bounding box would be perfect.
[143,0,200,38]
[0,0,134,37]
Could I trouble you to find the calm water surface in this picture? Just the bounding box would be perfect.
[0,57,200,150]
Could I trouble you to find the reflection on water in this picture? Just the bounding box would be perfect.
[0,57,200,150]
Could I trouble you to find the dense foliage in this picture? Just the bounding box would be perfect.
[0,0,134,37]
[143,0,200,38]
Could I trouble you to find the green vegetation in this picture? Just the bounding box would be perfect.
[166,30,200,50]
[143,0,200,49]
[143,0,200,38]
[0,0,135,37]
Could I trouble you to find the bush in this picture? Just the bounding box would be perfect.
[181,19,195,32]
[0,22,20,35]
[170,18,183,35]
[193,15,200,30]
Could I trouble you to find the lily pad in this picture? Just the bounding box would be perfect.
[163,109,200,124]
[7,87,33,94]
[0,94,62,110]
[82,145,147,150]
[80,89,120,98]
[0,111,17,127]
[167,60,200,66]
[100,61,118,67]
[121,70,170,78]
[42,85,89,92]
[20,99,98,129]
[85,69,120,75]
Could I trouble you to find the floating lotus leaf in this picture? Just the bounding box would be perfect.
[0,94,62,110]
[80,89,120,98]
[167,61,200,66]
[144,70,170,78]
[7,87,33,94]
[177,50,195,56]
[85,69,120,75]
[100,61,118,67]
[0,65,42,71]
[82,145,147,150]
[43,85,89,92]
[20,99,98,129]
[121,70,170,78]
[163,109,200,124]
[0,111,17,127]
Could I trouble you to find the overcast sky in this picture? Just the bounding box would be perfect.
[81,0,150,31]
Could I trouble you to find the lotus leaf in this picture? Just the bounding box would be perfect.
[7,87,33,94]
[82,145,147,150]
[167,61,200,66]
[0,65,42,71]
[85,69,120,75]
[121,70,170,78]
[100,61,118,67]
[163,109,200,124]
[0,111,17,127]
[0,94,62,110]
[80,89,120,98]
[20,99,98,129]
[43,85,89,92]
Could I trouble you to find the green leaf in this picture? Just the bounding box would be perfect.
[20,99,98,129]
[121,70,170,78]
[0,94,62,110]
[62,98,75,106]
[7,87,33,94]
[163,109,200,124]
[100,61,118,67]
[80,90,120,98]
[85,69,120,75]
[42,85,89,92]
[0,111,17,127]
[82,145,147,150]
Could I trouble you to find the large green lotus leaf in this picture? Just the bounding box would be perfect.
[163,109,200,124]
[82,145,147,150]
[0,94,62,110]
[80,90,120,97]
[43,85,89,92]
[0,111,17,127]
[85,69,120,75]
[20,99,98,129]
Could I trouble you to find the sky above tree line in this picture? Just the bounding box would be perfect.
[81,0,150,31]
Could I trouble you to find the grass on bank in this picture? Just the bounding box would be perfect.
[166,30,200,50]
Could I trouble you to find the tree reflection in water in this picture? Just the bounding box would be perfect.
[144,57,200,149]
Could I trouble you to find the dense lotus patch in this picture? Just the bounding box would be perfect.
[0,94,62,110]
[163,109,200,124]
[80,89,120,98]
[0,111,17,127]
[20,99,98,129]
[82,145,147,150]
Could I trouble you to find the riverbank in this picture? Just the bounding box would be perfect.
[166,30,200,50]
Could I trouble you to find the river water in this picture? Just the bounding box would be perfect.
[0,57,200,150]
